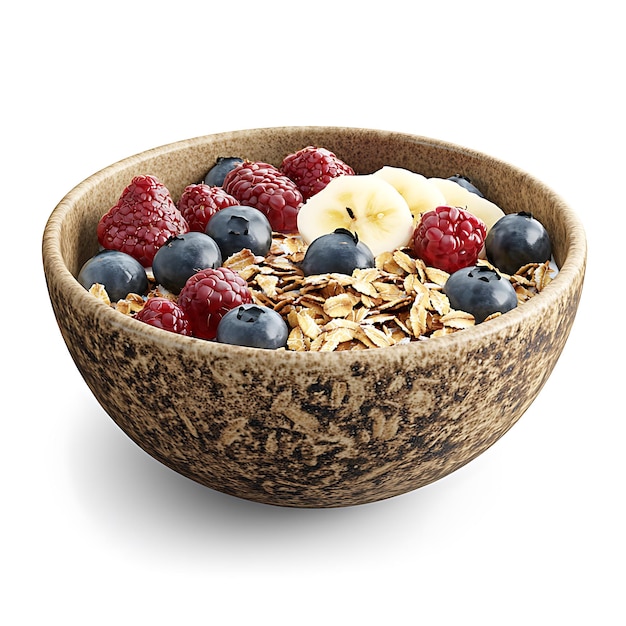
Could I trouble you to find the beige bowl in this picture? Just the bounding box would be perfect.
[42,127,586,508]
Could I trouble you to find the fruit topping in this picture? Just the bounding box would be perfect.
[82,150,557,349]
[411,205,487,274]
[485,212,552,275]
[77,249,149,302]
[151,232,223,294]
[203,157,244,187]
[222,161,303,233]
[134,297,192,336]
[177,267,252,340]
[300,228,375,276]
[296,174,414,257]
[97,174,189,267]
[177,183,239,233]
[205,205,273,260]
[444,264,518,323]
[280,146,355,200]
[216,304,289,349]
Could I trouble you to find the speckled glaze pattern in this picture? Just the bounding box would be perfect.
[42,127,587,507]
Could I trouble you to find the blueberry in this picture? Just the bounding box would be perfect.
[78,249,149,302]
[205,205,273,260]
[300,228,375,276]
[203,156,244,186]
[216,304,289,349]
[448,174,485,198]
[152,232,222,294]
[485,212,552,275]
[444,264,518,323]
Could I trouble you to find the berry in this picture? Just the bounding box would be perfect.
[177,183,239,232]
[216,304,289,349]
[97,175,188,267]
[205,205,273,260]
[135,297,192,336]
[151,232,223,294]
[77,249,149,302]
[203,157,244,187]
[485,212,552,275]
[222,161,303,233]
[177,267,252,340]
[280,146,355,200]
[447,174,485,197]
[300,228,375,276]
[444,264,518,323]
[411,205,487,274]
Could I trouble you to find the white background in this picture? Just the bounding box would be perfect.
[3,1,623,624]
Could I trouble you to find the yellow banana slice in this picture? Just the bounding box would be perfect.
[428,177,505,231]
[296,174,414,257]
[373,166,446,224]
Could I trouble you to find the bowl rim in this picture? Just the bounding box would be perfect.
[42,126,587,362]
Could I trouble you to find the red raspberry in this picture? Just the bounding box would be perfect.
[135,297,192,336]
[222,161,303,233]
[281,146,355,200]
[411,205,487,274]
[178,183,239,232]
[97,175,189,267]
[178,267,252,340]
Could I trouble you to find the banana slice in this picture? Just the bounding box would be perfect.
[428,177,505,230]
[373,166,446,224]
[297,174,414,257]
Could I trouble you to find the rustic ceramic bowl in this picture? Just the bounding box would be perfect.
[42,127,586,508]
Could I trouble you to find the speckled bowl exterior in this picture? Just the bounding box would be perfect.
[42,127,587,508]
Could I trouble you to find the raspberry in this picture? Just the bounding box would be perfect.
[97,175,189,267]
[411,205,487,274]
[135,297,192,336]
[178,183,239,232]
[178,267,252,340]
[281,146,355,200]
[222,161,303,233]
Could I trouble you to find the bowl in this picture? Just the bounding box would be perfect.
[42,127,587,508]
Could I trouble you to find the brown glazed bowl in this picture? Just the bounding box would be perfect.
[42,127,587,508]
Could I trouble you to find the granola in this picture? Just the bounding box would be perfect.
[103,232,553,351]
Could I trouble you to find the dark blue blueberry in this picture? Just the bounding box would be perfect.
[203,157,244,186]
[78,249,149,302]
[152,232,222,294]
[444,264,518,323]
[300,228,375,276]
[216,304,289,349]
[205,205,273,260]
[448,174,485,198]
[485,212,552,275]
